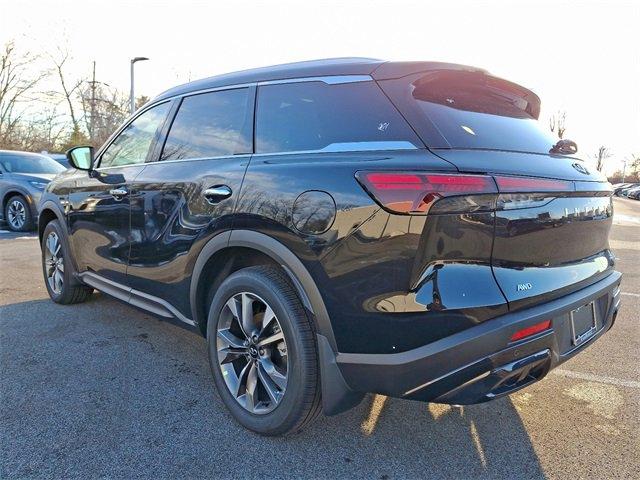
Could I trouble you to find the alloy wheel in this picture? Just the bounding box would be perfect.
[44,232,64,295]
[7,200,26,229]
[216,292,288,414]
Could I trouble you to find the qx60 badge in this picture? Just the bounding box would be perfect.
[517,282,533,292]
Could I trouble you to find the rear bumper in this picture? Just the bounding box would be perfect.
[335,271,622,405]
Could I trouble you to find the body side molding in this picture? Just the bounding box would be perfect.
[79,271,196,326]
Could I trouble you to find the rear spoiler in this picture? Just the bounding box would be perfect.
[372,61,541,120]
[372,61,489,80]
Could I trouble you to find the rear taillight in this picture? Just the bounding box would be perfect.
[356,172,586,214]
[495,176,574,210]
[355,172,496,214]
[494,176,573,192]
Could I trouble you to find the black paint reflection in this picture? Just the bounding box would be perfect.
[493,196,614,309]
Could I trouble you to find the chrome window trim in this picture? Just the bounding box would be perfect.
[253,141,418,157]
[152,153,251,166]
[95,143,419,170]
[95,153,253,171]
[94,164,148,172]
[152,75,373,103]
[166,82,257,100]
[257,75,373,86]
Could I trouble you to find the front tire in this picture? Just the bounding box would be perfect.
[207,265,321,436]
[41,220,93,304]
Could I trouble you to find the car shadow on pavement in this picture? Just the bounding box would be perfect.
[0,295,545,479]
[305,392,545,478]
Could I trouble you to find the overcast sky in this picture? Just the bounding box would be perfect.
[2,0,639,174]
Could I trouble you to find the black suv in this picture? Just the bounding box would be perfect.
[39,58,621,435]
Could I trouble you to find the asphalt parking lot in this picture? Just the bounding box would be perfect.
[1,198,639,479]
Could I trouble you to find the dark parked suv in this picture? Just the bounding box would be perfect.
[39,58,621,435]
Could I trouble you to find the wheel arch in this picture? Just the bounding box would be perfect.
[190,230,337,352]
[37,201,83,287]
[38,201,67,244]
[2,189,35,217]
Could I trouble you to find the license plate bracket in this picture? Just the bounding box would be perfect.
[570,302,597,347]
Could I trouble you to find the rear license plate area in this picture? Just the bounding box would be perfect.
[570,302,597,347]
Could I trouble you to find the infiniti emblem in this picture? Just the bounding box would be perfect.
[572,162,589,175]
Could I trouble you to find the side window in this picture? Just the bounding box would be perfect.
[99,102,170,168]
[160,88,251,161]
[255,81,421,154]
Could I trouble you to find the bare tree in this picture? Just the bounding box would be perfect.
[0,41,48,148]
[594,146,611,172]
[78,81,128,148]
[1,42,147,153]
[50,50,84,140]
[549,111,567,139]
[136,95,150,110]
[22,105,67,151]
[628,153,640,180]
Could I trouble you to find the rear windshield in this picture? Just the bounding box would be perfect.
[379,70,558,154]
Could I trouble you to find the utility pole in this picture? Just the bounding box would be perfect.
[89,60,96,143]
[622,159,627,183]
[130,57,149,114]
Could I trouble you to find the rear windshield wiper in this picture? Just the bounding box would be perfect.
[550,139,578,155]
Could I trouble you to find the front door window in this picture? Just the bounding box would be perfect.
[99,102,170,168]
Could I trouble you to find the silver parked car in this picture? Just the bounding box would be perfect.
[0,150,66,231]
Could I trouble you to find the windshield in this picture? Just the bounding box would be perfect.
[380,70,559,154]
[0,153,66,174]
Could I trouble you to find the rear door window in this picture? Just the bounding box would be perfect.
[255,80,422,154]
[160,88,252,160]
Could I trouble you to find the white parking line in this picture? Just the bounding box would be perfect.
[614,213,640,224]
[610,239,640,250]
[552,369,640,389]
[621,292,640,297]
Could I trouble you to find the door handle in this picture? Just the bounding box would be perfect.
[203,185,232,204]
[109,187,128,199]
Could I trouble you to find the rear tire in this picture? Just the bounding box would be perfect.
[41,220,93,304]
[207,265,322,436]
[5,195,33,232]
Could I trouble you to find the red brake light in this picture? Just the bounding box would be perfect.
[356,172,496,214]
[495,176,573,192]
[510,320,552,342]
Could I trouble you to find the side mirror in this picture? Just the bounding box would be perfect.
[66,146,95,171]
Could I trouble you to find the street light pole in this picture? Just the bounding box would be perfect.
[130,56,149,114]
